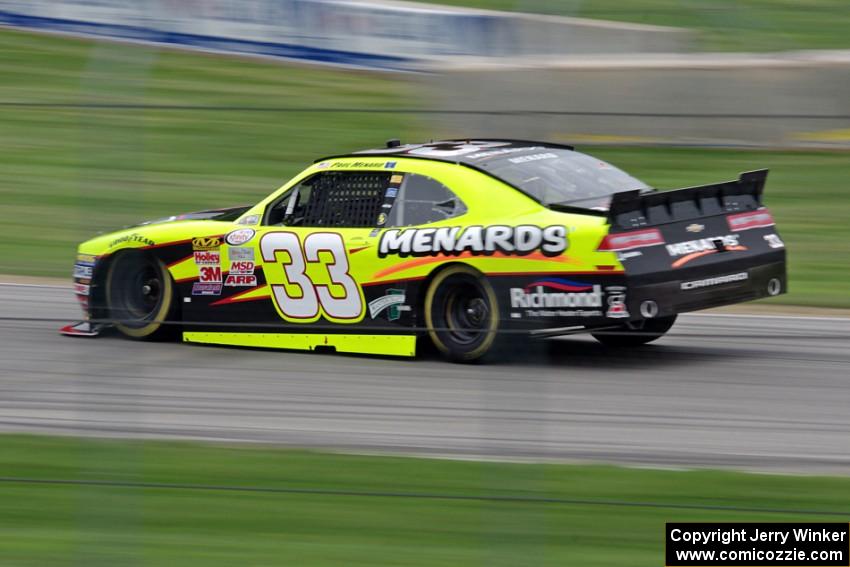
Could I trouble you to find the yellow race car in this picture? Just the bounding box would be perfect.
[62,140,787,362]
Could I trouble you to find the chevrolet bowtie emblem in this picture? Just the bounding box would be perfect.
[686,223,705,233]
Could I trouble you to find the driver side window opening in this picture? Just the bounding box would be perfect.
[266,172,389,228]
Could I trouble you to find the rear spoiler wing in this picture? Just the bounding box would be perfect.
[608,170,768,230]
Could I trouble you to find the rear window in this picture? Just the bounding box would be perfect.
[477,149,648,210]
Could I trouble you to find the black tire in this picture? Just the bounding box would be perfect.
[591,315,677,347]
[424,265,501,363]
[105,251,179,340]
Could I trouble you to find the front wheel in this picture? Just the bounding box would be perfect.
[591,315,677,347]
[105,251,179,340]
[424,266,501,363]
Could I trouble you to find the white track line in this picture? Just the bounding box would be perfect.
[689,312,850,322]
[0,282,70,290]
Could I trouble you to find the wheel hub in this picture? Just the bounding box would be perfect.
[465,298,488,326]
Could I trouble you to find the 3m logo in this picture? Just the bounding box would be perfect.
[199,266,222,283]
[193,236,222,250]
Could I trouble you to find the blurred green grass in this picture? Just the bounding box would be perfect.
[416,0,850,51]
[0,29,848,307]
[2,435,850,566]
[0,29,415,277]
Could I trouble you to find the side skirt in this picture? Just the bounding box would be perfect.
[182,332,417,357]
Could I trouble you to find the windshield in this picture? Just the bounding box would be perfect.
[478,149,649,209]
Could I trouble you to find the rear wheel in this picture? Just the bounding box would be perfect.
[424,266,501,363]
[105,251,179,340]
[591,315,677,347]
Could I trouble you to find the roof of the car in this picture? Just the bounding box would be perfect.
[314,139,575,166]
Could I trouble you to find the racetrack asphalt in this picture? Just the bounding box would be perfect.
[1,282,849,474]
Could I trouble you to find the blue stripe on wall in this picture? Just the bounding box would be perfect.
[0,10,412,71]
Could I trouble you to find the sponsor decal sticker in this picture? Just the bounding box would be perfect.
[464,146,539,160]
[727,210,775,231]
[598,229,664,252]
[334,161,389,169]
[377,213,387,226]
[685,223,705,233]
[228,260,255,275]
[73,262,94,279]
[681,272,749,291]
[667,235,740,257]
[379,225,568,258]
[237,214,260,226]
[508,152,558,164]
[666,235,747,268]
[616,250,643,261]
[604,285,629,319]
[368,289,406,320]
[384,161,397,169]
[385,186,399,198]
[77,254,97,264]
[764,233,785,249]
[389,175,403,185]
[316,161,331,169]
[509,279,603,318]
[224,274,257,287]
[225,228,255,246]
[192,282,222,296]
[192,236,222,251]
[109,233,155,249]
[199,265,223,283]
[229,247,254,261]
[193,250,220,266]
[73,283,90,296]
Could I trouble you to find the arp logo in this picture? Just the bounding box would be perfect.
[225,274,257,287]
[193,236,222,251]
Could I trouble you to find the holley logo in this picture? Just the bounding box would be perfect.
[510,279,603,309]
[194,250,220,265]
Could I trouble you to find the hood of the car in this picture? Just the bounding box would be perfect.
[134,205,252,227]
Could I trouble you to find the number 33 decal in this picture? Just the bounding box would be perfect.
[261,232,365,323]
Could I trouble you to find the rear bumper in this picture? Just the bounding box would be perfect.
[623,260,786,320]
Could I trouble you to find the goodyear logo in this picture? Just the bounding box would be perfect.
[192,236,221,251]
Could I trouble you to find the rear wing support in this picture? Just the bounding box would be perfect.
[608,169,768,230]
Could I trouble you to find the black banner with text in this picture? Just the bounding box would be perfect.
[666,523,849,566]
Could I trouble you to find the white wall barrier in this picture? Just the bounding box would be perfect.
[0,0,690,71]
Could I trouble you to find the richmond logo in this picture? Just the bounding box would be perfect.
[510,279,603,309]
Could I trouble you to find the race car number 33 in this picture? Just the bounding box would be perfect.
[260,232,365,324]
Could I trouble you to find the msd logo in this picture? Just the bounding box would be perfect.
[510,279,603,309]
[228,261,255,275]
